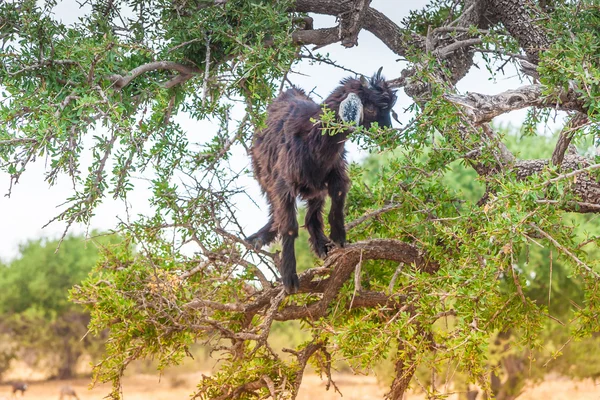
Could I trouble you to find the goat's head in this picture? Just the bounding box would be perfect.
[337,67,397,129]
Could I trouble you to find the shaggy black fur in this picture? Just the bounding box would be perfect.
[247,70,397,293]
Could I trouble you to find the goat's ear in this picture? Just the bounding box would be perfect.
[359,75,369,88]
[339,93,363,125]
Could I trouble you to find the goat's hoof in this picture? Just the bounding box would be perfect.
[246,236,263,250]
[282,273,299,294]
[315,243,329,259]
[327,240,345,252]
[324,241,337,255]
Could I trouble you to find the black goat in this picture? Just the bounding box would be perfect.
[11,381,28,397]
[247,69,397,293]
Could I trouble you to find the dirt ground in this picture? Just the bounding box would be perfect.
[0,372,598,400]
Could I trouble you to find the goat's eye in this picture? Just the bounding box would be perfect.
[365,105,377,115]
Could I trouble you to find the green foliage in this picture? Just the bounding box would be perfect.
[0,233,120,378]
[539,4,600,120]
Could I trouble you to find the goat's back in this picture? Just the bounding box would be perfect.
[251,87,322,192]
[256,87,320,140]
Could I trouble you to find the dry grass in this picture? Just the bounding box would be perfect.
[1,372,599,399]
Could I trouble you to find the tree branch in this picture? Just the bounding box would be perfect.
[552,113,589,167]
[107,61,201,90]
[292,26,340,47]
[291,0,424,55]
[339,0,372,48]
[515,156,600,212]
[444,84,586,124]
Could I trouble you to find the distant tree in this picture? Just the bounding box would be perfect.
[1,1,600,399]
[0,234,116,379]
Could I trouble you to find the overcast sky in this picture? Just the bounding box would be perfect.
[0,1,564,260]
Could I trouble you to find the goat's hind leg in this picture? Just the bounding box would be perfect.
[246,216,277,249]
[327,167,350,247]
[305,197,329,258]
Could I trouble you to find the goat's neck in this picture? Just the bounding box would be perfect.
[315,97,350,152]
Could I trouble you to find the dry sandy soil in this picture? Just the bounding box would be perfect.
[0,372,598,400]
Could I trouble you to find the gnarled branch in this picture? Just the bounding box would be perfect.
[444,84,586,124]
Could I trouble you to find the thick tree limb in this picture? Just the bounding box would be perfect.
[274,239,435,321]
[386,341,418,400]
[434,38,483,58]
[189,239,436,325]
[444,84,586,124]
[292,26,341,47]
[339,0,372,48]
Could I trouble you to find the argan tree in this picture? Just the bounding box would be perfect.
[1,0,599,398]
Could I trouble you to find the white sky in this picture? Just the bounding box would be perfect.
[0,1,565,260]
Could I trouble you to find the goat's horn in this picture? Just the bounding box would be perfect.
[360,75,369,87]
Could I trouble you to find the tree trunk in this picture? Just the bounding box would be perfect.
[490,331,526,400]
[386,343,417,400]
[56,341,81,380]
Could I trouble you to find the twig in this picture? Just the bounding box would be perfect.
[388,263,404,295]
[201,32,211,106]
[435,38,482,58]
[345,203,403,230]
[530,223,600,279]
[349,250,363,309]
[544,163,600,186]
[509,261,527,305]
[167,38,203,53]
[552,113,589,166]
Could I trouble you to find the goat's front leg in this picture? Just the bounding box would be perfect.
[275,189,299,294]
[305,197,329,258]
[327,167,350,248]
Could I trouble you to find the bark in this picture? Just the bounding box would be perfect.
[489,0,550,63]
[552,113,588,166]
